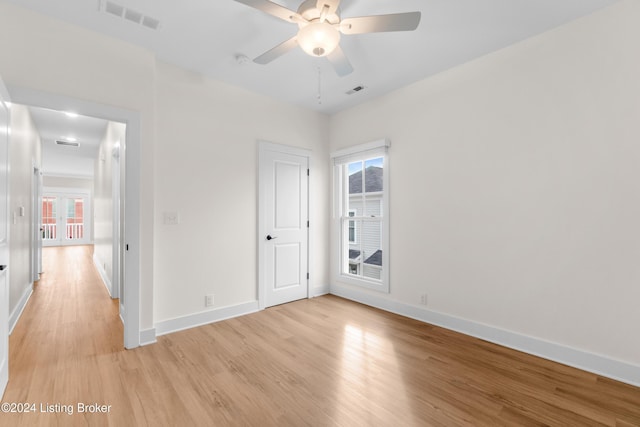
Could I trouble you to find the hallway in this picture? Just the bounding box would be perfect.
[4,245,123,425]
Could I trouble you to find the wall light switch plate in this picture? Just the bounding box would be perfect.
[163,212,179,225]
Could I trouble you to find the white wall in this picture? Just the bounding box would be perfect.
[154,61,329,322]
[0,1,156,330]
[7,104,41,316]
[43,176,92,191]
[93,121,125,293]
[329,0,640,367]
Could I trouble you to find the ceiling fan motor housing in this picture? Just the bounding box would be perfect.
[296,1,342,57]
[297,0,341,25]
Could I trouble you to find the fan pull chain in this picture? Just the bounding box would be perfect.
[317,67,322,105]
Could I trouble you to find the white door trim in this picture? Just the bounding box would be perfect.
[8,85,141,349]
[0,74,11,398]
[31,162,42,281]
[257,141,311,310]
[112,139,121,300]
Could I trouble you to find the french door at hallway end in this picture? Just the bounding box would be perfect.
[259,142,310,308]
[42,193,90,246]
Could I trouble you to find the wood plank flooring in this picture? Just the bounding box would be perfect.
[1,245,639,426]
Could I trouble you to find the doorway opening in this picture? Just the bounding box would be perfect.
[8,85,141,349]
[20,103,123,345]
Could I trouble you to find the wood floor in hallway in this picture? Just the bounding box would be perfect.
[1,245,640,426]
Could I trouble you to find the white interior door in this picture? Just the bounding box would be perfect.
[0,82,10,397]
[259,143,309,308]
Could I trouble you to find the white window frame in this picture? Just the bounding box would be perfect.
[347,209,357,244]
[331,139,390,293]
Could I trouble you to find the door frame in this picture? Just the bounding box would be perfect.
[9,85,141,349]
[31,163,42,281]
[257,141,311,310]
[0,73,11,398]
[112,139,121,300]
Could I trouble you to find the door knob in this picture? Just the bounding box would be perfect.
[266,235,277,241]
[0,265,6,271]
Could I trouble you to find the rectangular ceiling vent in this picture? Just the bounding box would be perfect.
[99,1,161,30]
[346,85,366,95]
[56,140,80,148]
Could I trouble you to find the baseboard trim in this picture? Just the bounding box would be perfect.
[9,284,33,334]
[140,328,157,346]
[311,285,330,298]
[330,283,640,388]
[92,253,112,297]
[155,301,261,337]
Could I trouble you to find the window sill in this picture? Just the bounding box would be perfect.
[335,274,389,293]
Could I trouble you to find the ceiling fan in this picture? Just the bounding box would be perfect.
[233,0,421,76]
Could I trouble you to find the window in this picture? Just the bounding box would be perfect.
[332,139,389,292]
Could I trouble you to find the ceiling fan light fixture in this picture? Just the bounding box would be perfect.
[297,21,340,57]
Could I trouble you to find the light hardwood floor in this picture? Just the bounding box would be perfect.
[2,245,639,426]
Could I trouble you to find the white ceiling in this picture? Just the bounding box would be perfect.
[27,106,108,178]
[8,0,617,114]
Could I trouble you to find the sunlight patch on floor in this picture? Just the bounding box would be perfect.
[334,323,416,425]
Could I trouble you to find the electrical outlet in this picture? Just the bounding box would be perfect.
[205,294,214,307]
[420,293,428,305]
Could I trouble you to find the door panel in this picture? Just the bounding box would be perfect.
[274,243,301,289]
[64,197,85,241]
[275,161,301,229]
[260,145,309,308]
[42,196,57,241]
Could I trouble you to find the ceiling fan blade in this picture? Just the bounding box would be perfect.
[253,36,299,64]
[233,0,300,23]
[340,12,421,34]
[327,45,353,77]
[316,0,341,17]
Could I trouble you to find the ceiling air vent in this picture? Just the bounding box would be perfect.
[56,140,80,148]
[141,16,160,30]
[99,1,161,30]
[346,85,366,95]
[104,1,123,17]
